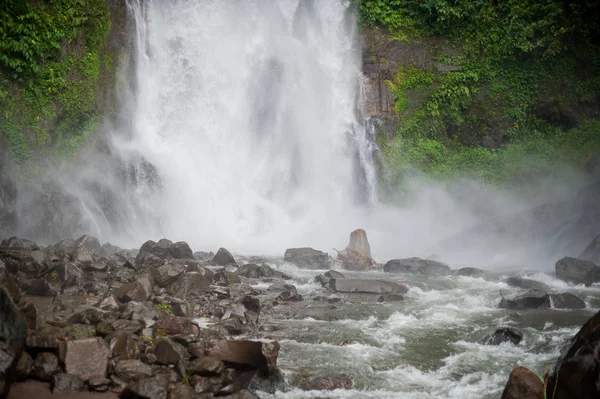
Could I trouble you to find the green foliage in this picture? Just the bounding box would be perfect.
[182,367,195,385]
[0,0,112,165]
[155,302,172,313]
[362,0,600,192]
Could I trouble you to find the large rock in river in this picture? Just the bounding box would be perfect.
[336,229,374,271]
[284,248,330,269]
[498,290,586,309]
[546,309,600,398]
[555,256,600,285]
[329,279,409,294]
[501,366,544,399]
[579,234,600,264]
[384,257,451,275]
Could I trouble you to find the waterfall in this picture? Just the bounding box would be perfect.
[118,0,380,254]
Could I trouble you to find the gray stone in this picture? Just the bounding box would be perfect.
[14,351,33,381]
[153,339,188,365]
[58,337,110,380]
[110,332,141,360]
[384,258,451,275]
[498,290,586,309]
[207,340,279,375]
[0,266,20,304]
[88,376,111,392]
[114,359,153,381]
[481,328,523,346]
[51,373,86,394]
[122,376,169,399]
[168,271,213,298]
[26,279,56,296]
[153,261,186,288]
[330,279,409,294]
[171,241,194,259]
[212,247,237,266]
[455,267,484,277]
[31,352,60,381]
[284,248,330,269]
[0,286,26,397]
[189,356,225,375]
[555,256,600,285]
[114,275,153,303]
[501,366,544,399]
[506,276,550,291]
[324,270,345,279]
[74,235,102,254]
[377,294,405,302]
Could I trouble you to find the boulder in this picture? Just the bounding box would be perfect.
[506,276,550,291]
[31,352,60,381]
[170,241,194,259]
[139,239,173,259]
[168,270,213,299]
[114,275,153,303]
[0,287,26,398]
[556,256,600,285]
[383,257,451,275]
[481,328,523,346]
[329,279,409,294]
[121,376,169,399]
[377,294,404,302]
[0,266,20,304]
[292,373,353,390]
[579,234,600,264]
[14,352,33,381]
[51,373,86,394]
[324,270,345,279]
[153,261,186,288]
[284,248,330,269]
[153,339,188,366]
[501,366,544,399]
[153,315,199,336]
[110,332,141,360]
[455,267,484,277]
[235,264,290,279]
[213,269,242,286]
[206,340,279,375]
[546,309,600,398]
[114,360,153,381]
[212,248,237,266]
[73,234,102,254]
[58,337,110,380]
[0,237,39,251]
[189,356,225,376]
[25,279,56,296]
[498,290,586,309]
[336,229,374,271]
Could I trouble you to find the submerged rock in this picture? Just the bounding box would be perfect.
[330,279,409,294]
[284,248,330,269]
[455,267,484,277]
[292,373,353,391]
[555,256,600,285]
[501,366,544,399]
[498,290,585,309]
[546,309,600,398]
[506,276,550,291]
[481,328,523,346]
[383,257,451,275]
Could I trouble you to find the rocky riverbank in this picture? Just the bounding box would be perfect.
[1,230,600,398]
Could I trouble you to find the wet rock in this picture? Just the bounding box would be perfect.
[293,373,353,390]
[213,269,242,286]
[506,276,550,291]
[14,352,33,381]
[455,267,484,277]
[383,257,451,275]
[153,315,199,336]
[235,264,290,279]
[275,290,303,302]
[97,294,119,312]
[555,256,600,285]
[19,302,37,330]
[101,242,122,257]
[114,360,153,381]
[194,376,222,394]
[139,239,173,260]
[111,319,145,335]
[222,296,260,325]
[0,237,39,251]
[501,366,544,399]
[153,261,186,288]
[481,328,523,346]
[68,307,111,326]
[377,293,405,302]
[324,270,345,279]
[58,337,110,380]
[330,279,409,294]
[52,238,77,254]
[25,279,56,296]
[170,241,194,259]
[63,324,96,340]
[206,340,279,375]
[153,339,188,366]
[88,376,111,392]
[168,271,213,298]
[111,332,141,360]
[0,286,26,397]
[551,292,586,309]
[194,251,214,262]
[74,235,102,254]
[51,373,86,394]
[0,266,19,304]
[171,303,191,318]
[189,356,225,376]
[54,263,84,283]
[114,275,153,303]
[121,376,169,399]
[170,383,198,399]
[135,253,166,270]
[579,234,600,264]
[25,331,61,350]
[284,248,330,269]
[313,274,330,287]
[546,309,600,398]
[226,389,261,399]
[498,290,586,309]
[120,302,159,327]
[337,229,374,271]
[31,352,60,381]
[212,247,237,266]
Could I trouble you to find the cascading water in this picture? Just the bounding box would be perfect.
[122,0,381,254]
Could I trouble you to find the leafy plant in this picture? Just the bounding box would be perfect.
[155,302,172,312]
